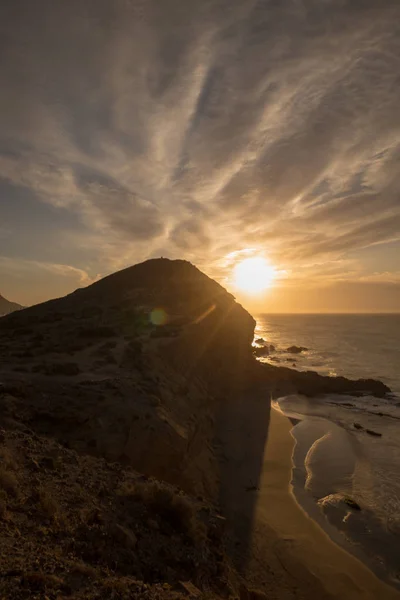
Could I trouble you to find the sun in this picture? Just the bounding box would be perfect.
[233,257,276,294]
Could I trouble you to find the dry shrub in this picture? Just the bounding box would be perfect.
[50,362,81,376]
[79,505,103,525]
[0,468,18,497]
[69,560,98,579]
[38,487,60,520]
[79,326,116,339]
[0,489,7,518]
[0,445,18,471]
[117,480,135,497]
[32,362,80,376]
[101,577,130,594]
[133,482,205,542]
[22,572,64,592]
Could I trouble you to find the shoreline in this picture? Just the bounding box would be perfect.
[243,404,400,599]
[274,393,400,590]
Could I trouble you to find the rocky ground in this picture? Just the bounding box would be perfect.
[0,425,235,599]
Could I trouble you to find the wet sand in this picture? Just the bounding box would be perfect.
[256,407,400,599]
[276,393,400,588]
[217,391,400,599]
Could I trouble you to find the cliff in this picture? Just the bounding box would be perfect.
[0,259,256,498]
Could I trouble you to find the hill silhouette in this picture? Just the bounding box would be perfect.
[0,258,256,496]
[0,294,23,316]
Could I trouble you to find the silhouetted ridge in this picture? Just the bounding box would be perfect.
[0,293,23,316]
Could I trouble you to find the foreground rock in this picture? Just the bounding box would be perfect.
[0,427,234,599]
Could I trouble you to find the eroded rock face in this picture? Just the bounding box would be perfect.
[0,259,256,497]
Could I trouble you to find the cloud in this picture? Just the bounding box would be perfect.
[358,271,400,285]
[0,256,94,287]
[0,0,399,300]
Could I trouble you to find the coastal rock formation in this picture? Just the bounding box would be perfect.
[253,346,269,357]
[0,259,256,498]
[255,364,391,398]
[0,294,23,316]
[286,345,308,354]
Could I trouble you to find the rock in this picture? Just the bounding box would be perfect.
[253,346,269,357]
[366,429,382,437]
[273,368,391,399]
[286,346,308,354]
[343,497,361,511]
[255,338,265,344]
[353,422,363,430]
[179,581,202,597]
[147,518,159,531]
[240,584,269,600]
[269,344,276,352]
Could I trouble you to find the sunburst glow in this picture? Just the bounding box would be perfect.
[233,257,276,294]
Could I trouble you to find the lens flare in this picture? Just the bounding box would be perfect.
[150,308,168,326]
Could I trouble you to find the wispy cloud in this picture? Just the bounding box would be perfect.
[0,0,399,301]
[0,256,93,287]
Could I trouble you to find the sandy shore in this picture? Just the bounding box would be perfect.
[216,391,400,599]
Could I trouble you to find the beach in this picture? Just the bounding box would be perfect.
[217,397,400,599]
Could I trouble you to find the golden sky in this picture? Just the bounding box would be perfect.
[1,1,399,312]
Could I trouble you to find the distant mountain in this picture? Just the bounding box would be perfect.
[0,293,23,316]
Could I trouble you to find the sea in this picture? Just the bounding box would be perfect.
[255,314,400,589]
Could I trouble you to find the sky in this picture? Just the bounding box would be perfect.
[0,0,399,313]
